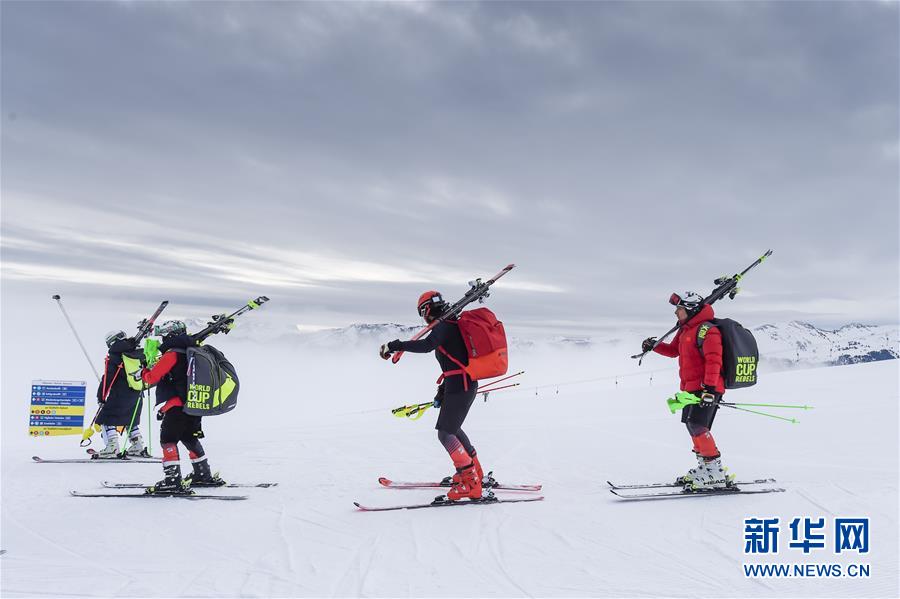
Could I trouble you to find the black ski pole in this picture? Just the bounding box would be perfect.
[632,250,773,364]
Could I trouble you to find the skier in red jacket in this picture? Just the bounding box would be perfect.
[642,292,733,490]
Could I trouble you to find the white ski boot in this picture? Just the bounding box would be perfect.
[675,452,705,485]
[94,426,121,459]
[124,430,149,457]
[687,457,735,491]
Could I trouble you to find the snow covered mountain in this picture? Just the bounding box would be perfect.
[282,321,897,367]
[753,321,899,368]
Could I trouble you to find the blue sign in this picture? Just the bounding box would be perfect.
[30,380,86,436]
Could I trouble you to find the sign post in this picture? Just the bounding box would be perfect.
[29,380,86,437]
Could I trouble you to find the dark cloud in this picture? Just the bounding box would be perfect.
[2,1,897,332]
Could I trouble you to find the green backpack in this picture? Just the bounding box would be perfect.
[179,345,240,416]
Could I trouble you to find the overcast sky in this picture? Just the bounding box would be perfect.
[2,1,897,335]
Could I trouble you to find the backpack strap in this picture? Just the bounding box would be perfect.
[436,346,469,391]
[696,321,715,355]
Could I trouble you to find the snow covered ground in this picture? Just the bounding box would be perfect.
[1,304,898,598]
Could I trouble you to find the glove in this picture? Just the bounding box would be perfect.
[699,385,717,404]
[642,337,657,352]
[131,368,146,383]
[155,409,164,421]
[379,340,402,360]
[433,384,445,408]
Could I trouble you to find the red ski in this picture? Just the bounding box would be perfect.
[355,493,544,512]
[379,476,541,492]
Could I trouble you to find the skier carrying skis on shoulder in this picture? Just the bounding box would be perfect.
[642,292,732,490]
[380,291,484,501]
[133,320,230,493]
[93,330,148,458]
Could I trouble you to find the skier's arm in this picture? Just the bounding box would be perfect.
[701,327,724,387]
[653,331,680,358]
[392,323,449,354]
[140,351,178,386]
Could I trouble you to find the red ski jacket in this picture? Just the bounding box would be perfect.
[653,304,725,393]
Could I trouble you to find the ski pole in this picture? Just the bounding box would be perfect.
[478,370,524,391]
[391,402,433,420]
[717,402,800,423]
[632,249,773,364]
[119,389,144,457]
[719,401,813,410]
[52,295,101,382]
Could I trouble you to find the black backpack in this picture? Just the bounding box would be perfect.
[697,318,759,389]
[176,345,240,416]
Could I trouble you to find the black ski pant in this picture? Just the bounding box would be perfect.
[160,405,205,458]
[436,384,478,459]
[682,390,722,436]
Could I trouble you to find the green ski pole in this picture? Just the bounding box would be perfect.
[720,401,813,410]
[718,403,800,423]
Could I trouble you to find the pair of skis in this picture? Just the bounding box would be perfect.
[70,481,279,500]
[355,473,544,512]
[608,478,784,500]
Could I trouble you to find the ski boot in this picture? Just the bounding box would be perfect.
[442,454,486,487]
[184,458,226,488]
[124,432,150,458]
[93,426,121,459]
[146,464,190,495]
[686,457,735,492]
[447,462,482,501]
[675,451,704,485]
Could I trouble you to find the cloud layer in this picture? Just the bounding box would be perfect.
[2,2,897,332]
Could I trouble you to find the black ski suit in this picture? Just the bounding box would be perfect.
[141,334,204,451]
[96,338,143,427]
[390,320,479,455]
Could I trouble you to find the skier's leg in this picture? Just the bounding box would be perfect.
[153,407,185,492]
[435,385,481,499]
[95,424,121,457]
[455,429,476,457]
[182,416,223,486]
[682,392,729,489]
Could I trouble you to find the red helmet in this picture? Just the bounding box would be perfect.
[417,291,447,319]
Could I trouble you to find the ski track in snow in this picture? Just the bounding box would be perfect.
[2,340,897,597]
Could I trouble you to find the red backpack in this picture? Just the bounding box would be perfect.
[438,308,509,388]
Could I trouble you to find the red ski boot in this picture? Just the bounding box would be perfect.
[447,463,482,501]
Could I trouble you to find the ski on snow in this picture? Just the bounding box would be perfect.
[355,492,544,512]
[610,486,785,501]
[607,478,776,490]
[71,491,247,500]
[102,481,277,489]
[379,475,541,492]
[33,455,160,464]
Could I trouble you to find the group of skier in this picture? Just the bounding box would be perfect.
[94,315,235,493]
[79,254,767,501]
[377,285,736,502]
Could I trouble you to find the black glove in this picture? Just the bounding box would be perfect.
[642,337,657,352]
[155,409,164,421]
[433,383,445,408]
[699,385,717,404]
[379,340,402,360]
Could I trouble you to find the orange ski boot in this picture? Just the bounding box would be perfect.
[447,462,483,501]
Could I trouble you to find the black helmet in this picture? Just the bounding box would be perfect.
[154,320,186,337]
[104,330,127,348]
